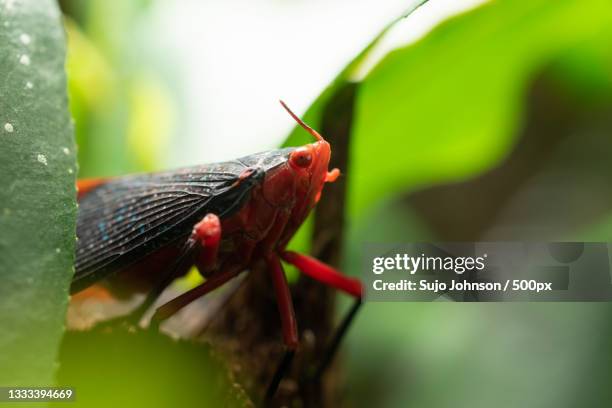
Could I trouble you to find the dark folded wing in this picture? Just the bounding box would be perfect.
[72,161,262,293]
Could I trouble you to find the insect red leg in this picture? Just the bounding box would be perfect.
[151,268,240,324]
[192,213,222,273]
[151,234,257,326]
[266,253,299,349]
[281,251,363,299]
[264,253,299,401]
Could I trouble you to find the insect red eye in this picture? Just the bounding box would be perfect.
[290,148,312,168]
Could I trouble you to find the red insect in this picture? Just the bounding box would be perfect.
[72,101,363,398]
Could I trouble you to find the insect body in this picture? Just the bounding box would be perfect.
[72,101,363,398]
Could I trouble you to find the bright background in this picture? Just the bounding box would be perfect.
[65,0,484,174]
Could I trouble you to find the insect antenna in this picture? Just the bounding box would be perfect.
[279,100,324,142]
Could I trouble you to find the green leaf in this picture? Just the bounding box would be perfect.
[350,0,612,216]
[0,0,76,387]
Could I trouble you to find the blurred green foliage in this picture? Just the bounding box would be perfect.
[58,330,249,408]
[64,0,175,177]
[351,0,612,217]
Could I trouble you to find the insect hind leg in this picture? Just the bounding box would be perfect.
[150,225,256,327]
[150,267,242,328]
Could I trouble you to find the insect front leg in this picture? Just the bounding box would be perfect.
[264,253,298,401]
[118,213,222,326]
[281,251,362,298]
[192,213,222,273]
[147,213,227,324]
